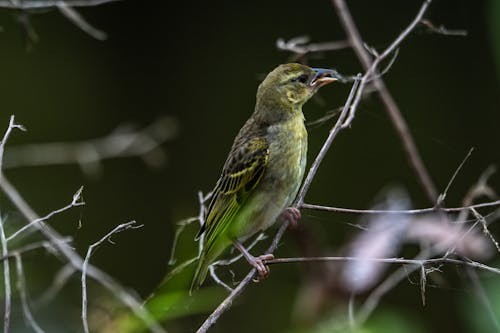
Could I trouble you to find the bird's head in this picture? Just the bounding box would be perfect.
[255,63,339,121]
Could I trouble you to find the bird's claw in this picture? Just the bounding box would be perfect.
[281,207,301,229]
[251,254,274,282]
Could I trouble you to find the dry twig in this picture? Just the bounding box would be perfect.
[81,221,142,333]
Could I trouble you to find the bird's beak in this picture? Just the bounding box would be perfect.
[310,68,340,88]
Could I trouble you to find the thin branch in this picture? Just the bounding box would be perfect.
[332,0,438,203]
[7,186,85,242]
[4,117,178,174]
[301,199,500,215]
[14,254,45,333]
[264,255,500,275]
[420,19,468,36]
[276,36,350,55]
[294,77,361,208]
[81,221,142,333]
[0,164,165,333]
[0,0,122,9]
[196,221,289,333]
[0,214,11,333]
[57,3,107,40]
[0,115,25,171]
[209,266,233,293]
[0,238,72,263]
[437,147,474,205]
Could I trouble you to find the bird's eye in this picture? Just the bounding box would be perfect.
[291,74,309,84]
[296,74,308,84]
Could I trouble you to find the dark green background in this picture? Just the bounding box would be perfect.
[0,0,499,332]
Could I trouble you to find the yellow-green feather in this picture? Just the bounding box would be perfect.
[191,63,326,291]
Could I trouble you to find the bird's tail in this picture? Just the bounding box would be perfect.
[190,252,210,294]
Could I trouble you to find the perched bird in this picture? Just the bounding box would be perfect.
[191,63,339,291]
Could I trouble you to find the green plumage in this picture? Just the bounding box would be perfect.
[191,63,337,290]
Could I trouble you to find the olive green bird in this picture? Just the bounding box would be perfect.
[191,63,339,291]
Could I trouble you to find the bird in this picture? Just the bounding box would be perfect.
[191,63,339,291]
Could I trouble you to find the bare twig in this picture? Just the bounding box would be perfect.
[209,266,233,292]
[81,221,141,333]
[332,0,438,203]
[472,208,500,253]
[276,36,350,55]
[7,186,85,242]
[437,147,474,205]
[0,238,72,263]
[14,254,45,333]
[420,19,468,36]
[0,214,11,333]
[0,117,166,333]
[57,3,107,40]
[0,0,122,9]
[264,256,500,275]
[4,117,178,174]
[196,221,289,333]
[301,199,500,215]
[0,115,26,170]
[353,166,498,327]
[295,77,360,207]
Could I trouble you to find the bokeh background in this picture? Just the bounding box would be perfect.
[0,0,499,332]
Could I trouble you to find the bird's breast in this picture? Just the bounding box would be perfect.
[264,116,308,204]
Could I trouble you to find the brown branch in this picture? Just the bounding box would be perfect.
[332,0,438,203]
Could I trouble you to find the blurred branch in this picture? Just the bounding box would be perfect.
[352,166,498,327]
[34,264,76,307]
[0,116,167,333]
[0,0,123,42]
[276,36,350,61]
[57,2,107,40]
[4,117,178,176]
[0,0,122,9]
[81,221,142,333]
[14,253,45,333]
[420,19,468,36]
[0,214,11,333]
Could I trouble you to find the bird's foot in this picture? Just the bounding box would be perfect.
[281,207,301,229]
[233,240,274,282]
[249,254,274,282]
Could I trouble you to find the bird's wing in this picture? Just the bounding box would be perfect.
[197,136,269,252]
